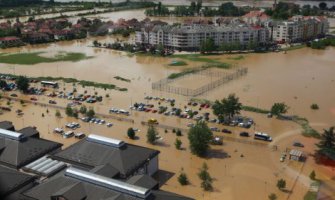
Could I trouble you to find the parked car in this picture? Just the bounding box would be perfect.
[63,131,74,138]
[222,129,232,134]
[30,97,37,101]
[106,123,113,127]
[210,127,220,132]
[53,128,64,134]
[48,100,57,104]
[211,136,223,145]
[75,132,86,139]
[239,132,249,137]
[293,141,304,147]
[10,93,18,97]
[148,118,158,125]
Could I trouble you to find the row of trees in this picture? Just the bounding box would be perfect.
[200,38,261,54]
[265,2,335,20]
[145,2,246,17]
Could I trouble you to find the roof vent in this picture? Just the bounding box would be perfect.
[0,128,25,141]
[65,167,151,199]
[86,134,125,148]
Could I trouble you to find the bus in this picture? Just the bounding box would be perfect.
[41,81,58,88]
[254,132,272,142]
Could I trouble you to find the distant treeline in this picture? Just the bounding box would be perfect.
[0,0,42,7]
[146,1,335,19]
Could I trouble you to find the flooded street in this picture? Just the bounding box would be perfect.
[1,39,334,132]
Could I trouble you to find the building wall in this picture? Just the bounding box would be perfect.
[137,25,269,50]
[147,155,158,176]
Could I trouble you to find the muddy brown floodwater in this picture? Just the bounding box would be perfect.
[0,34,335,199]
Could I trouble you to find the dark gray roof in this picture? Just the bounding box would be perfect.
[127,175,158,190]
[51,182,86,200]
[0,121,15,131]
[0,136,62,168]
[0,165,35,197]
[52,139,159,177]
[91,164,120,179]
[17,127,39,138]
[23,170,193,200]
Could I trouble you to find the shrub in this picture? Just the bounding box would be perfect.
[310,104,319,110]
[127,128,136,139]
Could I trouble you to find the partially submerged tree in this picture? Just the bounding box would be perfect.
[127,128,135,139]
[198,162,213,191]
[316,127,335,160]
[86,108,95,118]
[212,93,242,121]
[309,170,316,180]
[175,138,182,150]
[268,193,277,200]
[188,121,213,157]
[271,102,289,116]
[178,168,189,186]
[147,126,158,144]
[16,76,29,92]
[65,106,73,117]
[276,179,286,191]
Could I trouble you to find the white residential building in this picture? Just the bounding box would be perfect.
[135,24,269,51]
[272,16,329,43]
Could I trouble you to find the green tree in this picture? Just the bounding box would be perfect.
[65,106,73,117]
[175,138,182,150]
[86,108,95,118]
[319,2,328,10]
[55,110,61,118]
[79,105,87,114]
[268,193,277,200]
[316,127,335,160]
[16,76,29,92]
[178,168,189,185]
[276,179,286,190]
[212,94,242,121]
[0,80,7,89]
[200,38,216,54]
[176,129,182,136]
[147,126,158,144]
[309,170,316,180]
[311,104,319,110]
[198,162,213,191]
[188,121,213,156]
[271,102,289,116]
[127,128,136,139]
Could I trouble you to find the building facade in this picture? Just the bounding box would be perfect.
[272,16,329,43]
[136,24,270,51]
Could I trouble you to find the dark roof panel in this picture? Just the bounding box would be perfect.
[0,165,35,197]
[0,136,62,168]
[127,175,158,190]
[53,138,159,176]
[0,121,15,131]
[18,127,40,138]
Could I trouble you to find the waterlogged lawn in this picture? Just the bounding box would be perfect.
[171,54,230,68]
[0,52,92,65]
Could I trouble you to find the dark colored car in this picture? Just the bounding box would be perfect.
[240,132,249,137]
[222,129,232,134]
[293,141,304,147]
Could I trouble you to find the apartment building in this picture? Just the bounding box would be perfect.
[136,24,269,51]
[272,15,329,43]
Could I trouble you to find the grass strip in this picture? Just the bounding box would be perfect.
[0,73,127,91]
[114,76,131,82]
[0,52,92,65]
